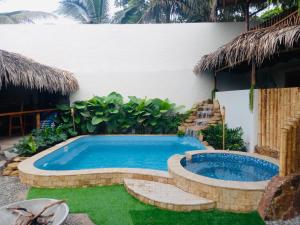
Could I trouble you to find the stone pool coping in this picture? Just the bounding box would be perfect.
[168,150,279,191]
[18,135,191,187]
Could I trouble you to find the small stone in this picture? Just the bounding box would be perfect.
[13,157,28,162]
[4,151,19,161]
[2,169,12,176]
[10,170,19,176]
[202,141,209,146]
[6,162,19,170]
[0,160,6,170]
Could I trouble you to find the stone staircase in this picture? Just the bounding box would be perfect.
[123,151,216,212]
[124,178,215,212]
[178,99,222,139]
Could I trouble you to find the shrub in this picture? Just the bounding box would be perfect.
[15,92,188,156]
[15,124,77,156]
[55,92,187,135]
[201,124,246,151]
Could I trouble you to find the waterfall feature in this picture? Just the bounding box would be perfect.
[195,106,213,127]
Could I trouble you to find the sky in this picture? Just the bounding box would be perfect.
[0,0,119,23]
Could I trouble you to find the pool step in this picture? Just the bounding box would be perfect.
[124,178,215,211]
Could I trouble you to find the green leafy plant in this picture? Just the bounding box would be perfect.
[177,130,185,137]
[15,124,77,156]
[249,85,254,112]
[201,124,246,151]
[55,92,187,135]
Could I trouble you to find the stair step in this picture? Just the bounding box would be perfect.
[124,179,215,211]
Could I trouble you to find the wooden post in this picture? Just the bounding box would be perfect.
[244,1,250,31]
[36,112,41,129]
[280,127,288,176]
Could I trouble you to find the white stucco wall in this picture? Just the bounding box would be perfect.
[0,23,243,108]
[216,89,259,152]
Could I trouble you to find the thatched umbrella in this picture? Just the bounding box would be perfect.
[0,49,79,95]
[194,23,300,74]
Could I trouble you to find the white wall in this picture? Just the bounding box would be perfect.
[216,89,259,152]
[0,23,243,108]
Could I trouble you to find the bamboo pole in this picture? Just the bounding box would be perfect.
[280,126,288,177]
[266,89,270,147]
[270,89,274,149]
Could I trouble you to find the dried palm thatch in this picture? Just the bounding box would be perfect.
[0,49,79,95]
[194,24,300,74]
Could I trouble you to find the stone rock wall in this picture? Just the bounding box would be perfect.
[178,99,222,141]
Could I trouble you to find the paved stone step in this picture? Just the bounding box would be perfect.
[124,179,215,211]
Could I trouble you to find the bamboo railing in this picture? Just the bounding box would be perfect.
[251,8,300,31]
[258,87,300,176]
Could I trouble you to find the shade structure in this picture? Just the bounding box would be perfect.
[0,49,79,95]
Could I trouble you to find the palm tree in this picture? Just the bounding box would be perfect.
[142,0,188,23]
[57,0,109,24]
[113,0,147,24]
[0,11,57,24]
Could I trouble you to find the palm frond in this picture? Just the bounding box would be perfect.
[0,11,57,24]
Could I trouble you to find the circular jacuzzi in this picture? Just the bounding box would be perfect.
[168,150,279,212]
[181,152,278,182]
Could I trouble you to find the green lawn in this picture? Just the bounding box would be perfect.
[28,185,265,225]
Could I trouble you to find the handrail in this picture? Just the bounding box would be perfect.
[0,108,56,117]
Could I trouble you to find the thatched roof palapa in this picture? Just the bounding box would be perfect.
[0,49,79,95]
[194,23,300,74]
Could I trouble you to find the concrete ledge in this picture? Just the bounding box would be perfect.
[18,136,173,188]
[124,178,215,211]
[168,150,279,212]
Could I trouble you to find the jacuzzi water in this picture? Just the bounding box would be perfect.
[34,136,205,171]
[182,153,278,182]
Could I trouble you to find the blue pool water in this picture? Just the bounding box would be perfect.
[34,136,205,171]
[181,153,278,182]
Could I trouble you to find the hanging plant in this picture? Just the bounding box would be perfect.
[249,85,255,112]
[211,88,218,100]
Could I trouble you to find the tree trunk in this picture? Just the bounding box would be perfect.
[210,0,218,22]
[165,5,171,23]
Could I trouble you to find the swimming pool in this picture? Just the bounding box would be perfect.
[181,153,278,182]
[34,136,205,171]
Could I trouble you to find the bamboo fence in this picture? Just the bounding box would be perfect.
[258,87,300,176]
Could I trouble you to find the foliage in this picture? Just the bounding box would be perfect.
[57,0,109,23]
[113,0,147,24]
[201,124,246,151]
[177,130,185,137]
[249,85,254,112]
[0,10,57,24]
[15,124,77,156]
[258,6,283,22]
[55,92,186,135]
[28,186,265,225]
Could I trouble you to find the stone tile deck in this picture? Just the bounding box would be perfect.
[124,178,215,211]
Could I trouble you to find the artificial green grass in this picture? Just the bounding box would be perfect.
[27,185,265,225]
